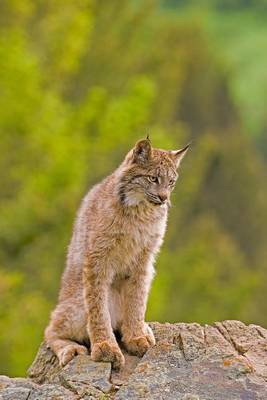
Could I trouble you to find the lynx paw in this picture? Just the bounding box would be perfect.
[123,335,155,357]
[58,344,88,366]
[123,326,156,357]
[91,340,125,370]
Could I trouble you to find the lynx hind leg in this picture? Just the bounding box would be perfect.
[49,337,88,366]
[45,303,88,366]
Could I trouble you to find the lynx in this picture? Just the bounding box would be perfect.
[45,137,189,370]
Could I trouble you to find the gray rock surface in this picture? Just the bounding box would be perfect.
[1,320,267,399]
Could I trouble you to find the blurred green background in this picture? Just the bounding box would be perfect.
[1,0,267,377]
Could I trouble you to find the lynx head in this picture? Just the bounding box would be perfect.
[118,137,190,207]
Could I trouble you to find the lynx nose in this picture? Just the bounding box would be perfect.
[158,193,167,203]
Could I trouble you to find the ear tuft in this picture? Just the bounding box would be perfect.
[170,142,191,168]
[133,138,151,164]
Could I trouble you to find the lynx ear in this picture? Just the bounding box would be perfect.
[133,138,151,164]
[170,142,191,168]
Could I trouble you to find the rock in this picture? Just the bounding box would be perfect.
[0,387,31,400]
[1,320,267,399]
[59,355,113,397]
[27,342,62,384]
[28,383,77,400]
[115,344,267,399]
[0,375,76,400]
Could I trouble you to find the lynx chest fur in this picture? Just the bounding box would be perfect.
[88,199,168,278]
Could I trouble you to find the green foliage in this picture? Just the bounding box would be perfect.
[0,0,267,376]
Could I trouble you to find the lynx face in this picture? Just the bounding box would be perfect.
[119,138,189,207]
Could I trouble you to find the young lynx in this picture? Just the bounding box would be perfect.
[45,137,189,370]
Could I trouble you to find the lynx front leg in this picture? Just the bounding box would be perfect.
[121,268,155,357]
[83,268,125,370]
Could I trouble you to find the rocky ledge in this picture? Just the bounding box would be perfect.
[1,320,267,399]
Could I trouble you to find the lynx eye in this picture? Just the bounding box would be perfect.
[148,176,159,184]
[169,179,175,186]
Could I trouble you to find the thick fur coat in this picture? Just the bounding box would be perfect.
[45,138,189,369]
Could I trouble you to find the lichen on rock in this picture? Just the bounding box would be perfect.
[1,320,267,399]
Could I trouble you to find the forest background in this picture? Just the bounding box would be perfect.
[1,0,267,376]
